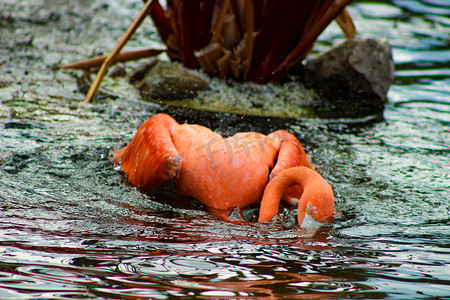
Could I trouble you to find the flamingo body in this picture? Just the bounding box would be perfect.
[112,113,334,225]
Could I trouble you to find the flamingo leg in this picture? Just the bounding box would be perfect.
[208,207,235,222]
[208,207,253,225]
[84,0,157,103]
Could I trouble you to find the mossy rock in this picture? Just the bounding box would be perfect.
[129,58,327,118]
[129,58,210,100]
[128,44,390,119]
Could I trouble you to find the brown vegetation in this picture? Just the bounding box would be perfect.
[61,0,355,103]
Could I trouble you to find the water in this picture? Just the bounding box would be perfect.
[0,0,449,299]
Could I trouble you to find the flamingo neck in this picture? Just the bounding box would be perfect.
[258,167,334,226]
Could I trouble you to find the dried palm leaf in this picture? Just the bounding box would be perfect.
[63,0,356,103]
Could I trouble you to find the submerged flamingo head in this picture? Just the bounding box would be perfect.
[297,181,335,227]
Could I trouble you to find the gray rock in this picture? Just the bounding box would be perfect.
[303,38,394,109]
[129,58,210,100]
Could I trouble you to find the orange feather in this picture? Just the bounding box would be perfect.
[112,113,334,226]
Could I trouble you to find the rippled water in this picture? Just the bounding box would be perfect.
[0,0,449,299]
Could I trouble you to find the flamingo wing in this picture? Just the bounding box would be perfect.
[173,131,280,210]
[111,114,181,189]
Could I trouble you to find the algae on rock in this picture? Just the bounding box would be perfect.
[127,38,394,119]
[129,58,322,118]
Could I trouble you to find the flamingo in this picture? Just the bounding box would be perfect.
[112,113,334,226]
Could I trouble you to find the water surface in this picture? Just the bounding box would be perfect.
[0,0,449,299]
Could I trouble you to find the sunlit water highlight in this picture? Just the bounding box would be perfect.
[0,0,449,299]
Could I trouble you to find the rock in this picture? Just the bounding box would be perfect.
[129,58,210,100]
[108,65,127,78]
[302,38,394,110]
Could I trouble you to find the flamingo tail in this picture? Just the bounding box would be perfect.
[112,113,182,188]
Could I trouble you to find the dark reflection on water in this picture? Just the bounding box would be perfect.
[1,0,450,299]
[1,232,448,298]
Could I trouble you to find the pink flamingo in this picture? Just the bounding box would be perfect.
[112,113,334,226]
